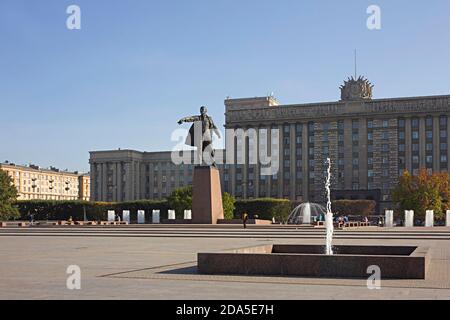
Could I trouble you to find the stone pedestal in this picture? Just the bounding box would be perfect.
[168,210,176,220]
[122,210,130,224]
[425,210,434,227]
[152,210,160,224]
[192,166,224,224]
[107,210,115,222]
[184,210,192,220]
[137,210,145,224]
[405,210,414,228]
[447,210,450,227]
[385,210,394,228]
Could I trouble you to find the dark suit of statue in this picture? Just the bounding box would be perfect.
[178,106,221,166]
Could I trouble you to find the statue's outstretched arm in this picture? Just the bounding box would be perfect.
[214,128,222,139]
[178,116,200,124]
[210,119,222,139]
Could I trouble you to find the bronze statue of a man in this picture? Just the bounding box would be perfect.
[178,106,221,166]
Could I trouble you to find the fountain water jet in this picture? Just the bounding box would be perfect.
[325,158,334,255]
[287,202,326,225]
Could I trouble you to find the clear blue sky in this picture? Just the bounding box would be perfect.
[1,0,450,172]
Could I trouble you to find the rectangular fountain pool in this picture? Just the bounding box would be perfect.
[198,245,429,279]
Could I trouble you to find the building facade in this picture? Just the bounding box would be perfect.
[89,150,229,202]
[0,162,90,201]
[78,174,91,201]
[224,77,450,211]
[89,76,450,212]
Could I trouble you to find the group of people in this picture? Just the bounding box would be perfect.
[335,216,350,228]
[335,215,370,228]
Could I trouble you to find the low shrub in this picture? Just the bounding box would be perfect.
[234,198,291,222]
[332,200,376,216]
[15,200,168,221]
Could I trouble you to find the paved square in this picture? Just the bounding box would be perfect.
[1,226,450,300]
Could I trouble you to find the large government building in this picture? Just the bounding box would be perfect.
[90,150,194,202]
[90,76,450,212]
[0,162,90,201]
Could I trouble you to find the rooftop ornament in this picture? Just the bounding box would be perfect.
[340,76,374,101]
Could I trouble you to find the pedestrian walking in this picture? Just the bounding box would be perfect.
[242,212,249,229]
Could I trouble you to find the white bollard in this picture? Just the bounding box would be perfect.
[405,210,414,228]
[385,210,394,228]
[184,210,192,220]
[425,210,434,227]
[137,210,145,224]
[107,210,115,222]
[122,210,130,224]
[447,210,450,227]
[152,210,160,224]
[168,210,176,220]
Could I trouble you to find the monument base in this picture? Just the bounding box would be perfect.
[192,166,224,224]
[217,219,272,225]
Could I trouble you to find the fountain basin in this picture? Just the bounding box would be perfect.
[198,245,429,279]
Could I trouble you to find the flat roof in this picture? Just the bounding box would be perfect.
[226,93,450,109]
[0,163,87,176]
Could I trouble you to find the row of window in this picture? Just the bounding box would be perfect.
[398,130,449,140]
[398,143,448,152]
[18,194,79,200]
[281,117,448,141]
[237,117,448,197]
[399,116,448,128]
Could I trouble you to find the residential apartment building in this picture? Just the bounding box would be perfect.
[0,162,90,201]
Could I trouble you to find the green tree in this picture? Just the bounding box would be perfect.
[0,170,19,221]
[167,186,192,219]
[222,192,236,220]
[392,171,420,214]
[432,172,450,213]
[392,169,449,220]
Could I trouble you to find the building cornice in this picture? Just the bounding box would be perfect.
[225,94,450,126]
[0,163,81,176]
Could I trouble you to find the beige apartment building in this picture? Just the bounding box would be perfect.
[78,174,91,201]
[90,76,450,212]
[0,162,90,201]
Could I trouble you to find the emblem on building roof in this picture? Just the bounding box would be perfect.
[340,76,373,101]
